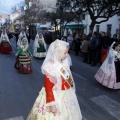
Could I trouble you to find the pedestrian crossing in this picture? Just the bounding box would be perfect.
[3,95,120,120]
[90,95,120,120]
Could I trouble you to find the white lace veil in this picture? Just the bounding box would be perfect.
[33,33,47,50]
[17,34,28,48]
[41,39,75,90]
[100,42,118,76]
[34,31,41,40]
[19,38,29,50]
[19,31,27,38]
[62,54,72,68]
[0,31,10,44]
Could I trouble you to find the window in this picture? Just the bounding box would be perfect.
[107,24,112,37]
[96,25,100,33]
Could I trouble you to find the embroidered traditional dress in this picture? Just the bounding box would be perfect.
[95,43,120,89]
[27,40,82,120]
[15,45,32,73]
[27,66,82,120]
[33,34,47,58]
[0,32,12,53]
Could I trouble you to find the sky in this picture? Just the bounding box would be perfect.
[0,0,25,14]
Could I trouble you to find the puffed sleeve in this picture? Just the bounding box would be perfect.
[44,75,55,104]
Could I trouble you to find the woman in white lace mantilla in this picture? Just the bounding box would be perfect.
[27,39,82,120]
[33,33,47,58]
[0,30,12,53]
[17,30,28,48]
[15,38,32,74]
[94,42,120,89]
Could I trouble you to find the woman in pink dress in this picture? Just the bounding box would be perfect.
[94,42,120,89]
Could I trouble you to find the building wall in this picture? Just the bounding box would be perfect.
[0,13,9,19]
[84,14,120,37]
[0,13,9,29]
[10,12,20,21]
[38,0,56,7]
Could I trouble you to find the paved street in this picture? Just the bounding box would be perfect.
[0,39,120,120]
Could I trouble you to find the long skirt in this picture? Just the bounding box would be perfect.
[94,65,120,89]
[33,48,46,58]
[0,41,12,53]
[27,87,82,120]
[15,54,32,73]
[115,61,120,83]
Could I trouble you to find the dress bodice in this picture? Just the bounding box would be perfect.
[44,75,71,103]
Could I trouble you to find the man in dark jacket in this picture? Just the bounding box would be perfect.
[74,34,81,56]
[88,32,98,66]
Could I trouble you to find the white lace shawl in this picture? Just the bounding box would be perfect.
[0,32,10,44]
[33,34,47,50]
[100,42,119,76]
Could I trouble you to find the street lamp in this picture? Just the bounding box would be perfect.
[56,3,63,38]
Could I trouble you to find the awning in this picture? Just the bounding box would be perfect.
[61,24,86,29]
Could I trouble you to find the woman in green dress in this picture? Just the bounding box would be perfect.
[15,38,32,73]
[33,33,47,58]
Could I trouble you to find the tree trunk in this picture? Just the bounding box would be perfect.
[89,21,95,33]
[55,25,57,32]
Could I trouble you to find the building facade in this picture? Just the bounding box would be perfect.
[61,14,120,39]
[0,13,10,30]
[84,14,120,38]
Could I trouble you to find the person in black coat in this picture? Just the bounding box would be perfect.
[88,32,98,66]
[110,34,118,45]
[26,32,30,43]
[74,34,81,56]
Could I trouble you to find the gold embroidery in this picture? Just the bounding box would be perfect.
[35,114,39,120]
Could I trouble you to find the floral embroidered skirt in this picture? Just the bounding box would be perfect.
[0,41,12,53]
[27,87,82,120]
[94,68,120,89]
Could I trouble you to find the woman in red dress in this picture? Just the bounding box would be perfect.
[0,31,12,53]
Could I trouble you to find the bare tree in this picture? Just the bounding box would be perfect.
[57,0,120,32]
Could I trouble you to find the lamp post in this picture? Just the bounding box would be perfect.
[56,3,63,38]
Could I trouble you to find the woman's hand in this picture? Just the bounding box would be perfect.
[46,105,57,115]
